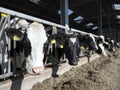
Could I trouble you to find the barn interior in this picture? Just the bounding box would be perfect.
[0,0,120,41]
[0,1,120,90]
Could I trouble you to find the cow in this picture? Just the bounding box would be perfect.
[6,18,47,75]
[44,29,80,66]
[64,34,80,65]
[77,33,98,57]
[109,40,119,52]
[104,37,120,52]
[95,35,107,56]
[44,31,66,65]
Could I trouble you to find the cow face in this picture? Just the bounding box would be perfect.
[85,34,98,50]
[64,35,80,65]
[6,18,29,41]
[6,28,25,41]
[95,36,107,56]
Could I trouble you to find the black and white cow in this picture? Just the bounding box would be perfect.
[77,33,98,56]
[44,32,66,65]
[44,30,80,66]
[95,35,107,56]
[103,36,119,52]
[108,40,119,52]
[6,18,47,74]
[63,34,80,65]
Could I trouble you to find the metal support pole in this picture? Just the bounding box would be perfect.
[98,0,102,35]
[108,15,111,38]
[0,15,13,79]
[60,0,69,29]
[0,15,9,40]
[0,17,4,27]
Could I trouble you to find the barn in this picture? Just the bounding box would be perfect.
[0,0,120,90]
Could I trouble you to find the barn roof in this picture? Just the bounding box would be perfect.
[0,0,120,33]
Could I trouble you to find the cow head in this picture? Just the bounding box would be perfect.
[85,33,98,50]
[6,18,29,41]
[6,28,24,41]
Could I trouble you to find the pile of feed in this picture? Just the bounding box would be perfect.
[31,49,120,90]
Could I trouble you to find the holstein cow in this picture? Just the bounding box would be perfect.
[6,18,47,74]
[44,32,66,65]
[45,31,80,66]
[77,33,98,56]
[64,34,80,65]
[109,40,119,52]
[95,35,107,56]
[103,37,119,52]
[43,31,81,77]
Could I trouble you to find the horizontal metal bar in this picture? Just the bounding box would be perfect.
[0,7,99,37]
[0,72,13,79]
[71,28,99,37]
[0,7,68,30]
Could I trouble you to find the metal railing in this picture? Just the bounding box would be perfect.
[0,7,99,37]
[0,7,100,79]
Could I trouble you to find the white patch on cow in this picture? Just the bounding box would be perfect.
[4,54,8,63]
[100,35,106,43]
[105,42,109,45]
[89,33,98,50]
[70,37,76,44]
[111,40,114,44]
[16,19,29,29]
[26,22,47,74]
[99,43,107,56]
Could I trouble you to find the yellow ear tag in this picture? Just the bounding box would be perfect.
[60,45,63,48]
[33,21,37,23]
[53,26,56,30]
[51,39,56,44]
[13,35,20,41]
[80,46,84,50]
[1,13,7,17]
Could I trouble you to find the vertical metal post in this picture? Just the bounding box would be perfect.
[60,0,69,60]
[118,31,120,42]
[60,0,69,29]
[98,0,102,35]
[108,15,111,38]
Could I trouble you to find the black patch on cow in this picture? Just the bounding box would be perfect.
[5,28,24,41]
[77,34,97,51]
[6,28,31,57]
[22,32,31,57]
